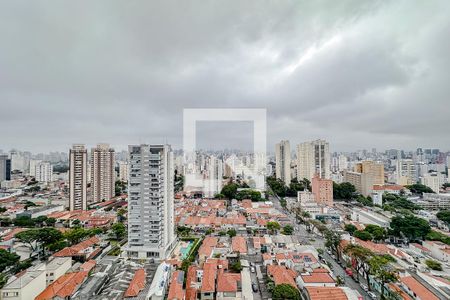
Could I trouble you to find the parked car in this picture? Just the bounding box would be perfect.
[367,291,377,299]
[360,283,369,291]
[345,268,353,276]
[250,266,256,273]
[252,283,259,292]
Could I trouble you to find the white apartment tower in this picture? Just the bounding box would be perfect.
[118,161,129,182]
[126,144,176,260]
[91,144,115,202]
[35,161,53,183]
[204,155,223,198]
[69,144,88,211]
[275,140,291,185]
[297,139,330,181]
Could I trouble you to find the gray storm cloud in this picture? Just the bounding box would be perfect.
[0,0,449,152]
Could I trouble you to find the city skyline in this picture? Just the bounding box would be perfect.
[1,1,450,152]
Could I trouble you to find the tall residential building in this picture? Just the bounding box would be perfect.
[0,154,11,182]
[69,144,88,211]
[421,172,445,193]
[91,144,115,202]
[35,162,53,183]
[29,159,42,177]
[204,155,223,198]
[125,144,176,260]
[344,161,385,196]
[312,174,333,206]
[354,161,384,185]
[296,139,330,181]
[118,161,128,182]
[396,159,417,185]
[275,140,291,185]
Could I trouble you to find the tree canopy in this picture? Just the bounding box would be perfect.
[436,210,450,224]
[390,215,431,241]
[333,182,356,200]
[272,284,300,300]
[405,183,434,195]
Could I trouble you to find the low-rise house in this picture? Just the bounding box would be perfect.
[267,265,298,289]
[167,270,185,300]
[124,269,146,298]
[297,268,336,288]
[30,257,72,285]
[216,270,241,300]
[35,271,88,300]
[422,241,450,262]
[1,270,46,300]
[304,286,361,300]
[231,236,247,255]
[400,275,440,300]
[53,236,100,261]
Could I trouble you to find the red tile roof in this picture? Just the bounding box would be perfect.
[124,269,146,298]
[301,272,335,284]
[35,272,88,300]
[168,270,185,300]
[185,265,199,300]
[201,261,217,293]
[400,276,439,300]
[267,265,297,288]
[306,287,348,300]
[79,260,96,272]
[232,236,247,254]
[53,236,100,257]
[217,271,241,293]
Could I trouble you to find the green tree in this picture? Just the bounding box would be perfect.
[266,176,287,197]
[230,261,243,272]
[214,193,225,199]
[436,210,450,224]
[426,230,450,245]
[13,216,35,227]
[267,221,281,234]
[236,189,262,201]
[425,259,442,271]
[282,225,294,235]
[390,215,431,241]
[64,227,90,245]
[272,284,300,300]
[333,182,356,200]
[221,183,239,200]
[15,229,41,255]
[369,255,398,299]
[0,249,20,272]
[344,244,374,289]
[344,224,357,235]
[354,230,373,241]
[324,230,342,261]
[45,217,57,226]
[111,222,126,240]
[34,216,48,227]
[405,183,434,195]
[227,228,237,238]
[364,224,386,241]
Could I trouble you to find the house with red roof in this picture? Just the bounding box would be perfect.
[35,271,88,300]
[124,269,146,298]
[297,268,336,288]
[167,270,185,300]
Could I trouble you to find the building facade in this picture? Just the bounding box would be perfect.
[0,154,11,182]
[69,144,88,211]
[275,140,291,185]
[125,144,176,260]
[296,139,330,181]
[35,161,53,183]
[91,144,115,202]
[311,175,333,206]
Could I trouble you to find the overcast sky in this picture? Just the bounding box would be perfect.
[1,1,449,153]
